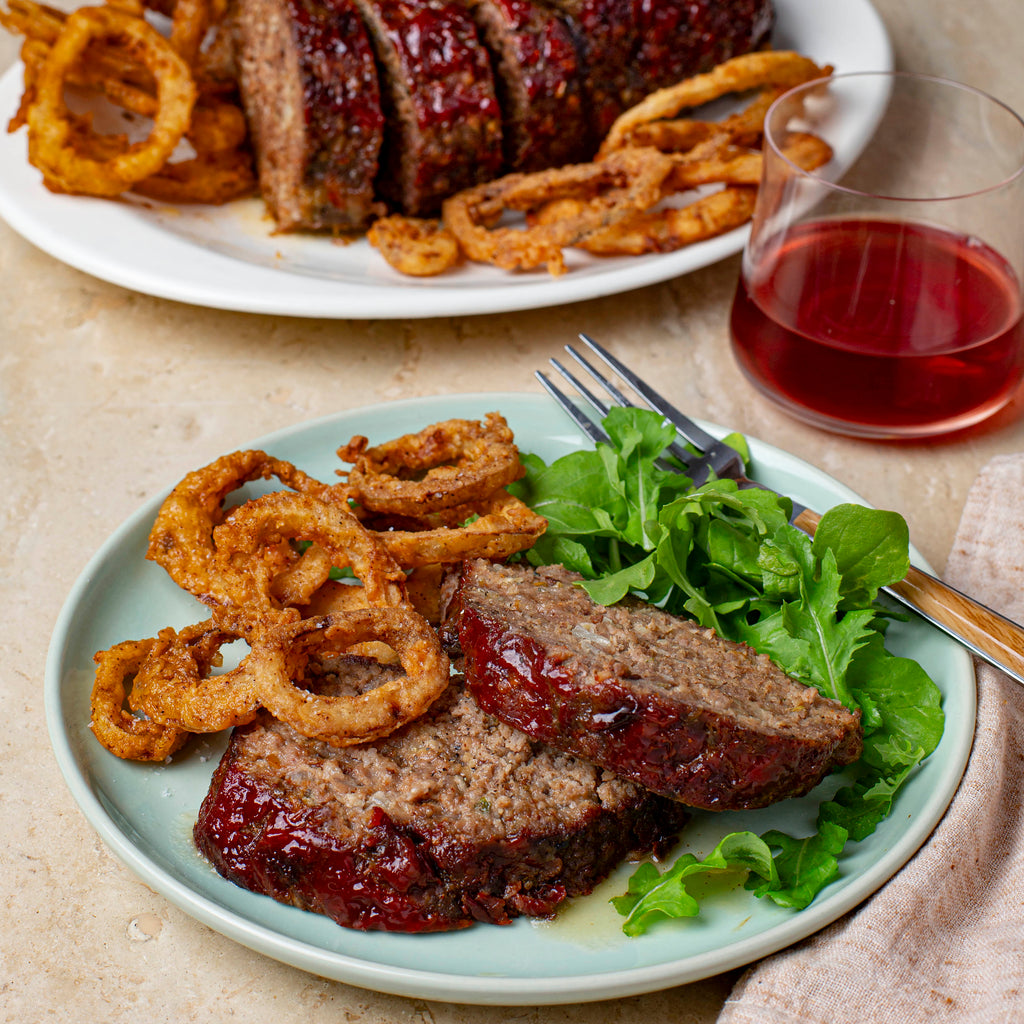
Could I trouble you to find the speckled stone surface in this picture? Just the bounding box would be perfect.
[2,2,1023,1020]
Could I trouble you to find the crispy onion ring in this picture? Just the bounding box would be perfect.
[657,132,833,193]
[132,144,257,204]
[366,215,462,277]
[563,134,831,257]
[338,412,523,516]
[370,489,547,568]
[598,51,831,157]
[4,0,254,203]
[184,95,248,153]
[211,491,408,622]
[127,619,261,732]
[15,27,158,131]
[299,578,402,663]
[26,5,196,196]
[523,61,833,260]
[1,0,65,47]
[167,0,210,64]
[623,120,730,156]
[441,146,676,274]
[269,540,337,609]
[303,563,447,627]
[27,92,256,204]
[145,449,340,606]
[615,87,787,156]
[252,608,450,748]
[92,414,539,759]
[91,638,189,761]
[571,185,758,256]
[133,94,257,204]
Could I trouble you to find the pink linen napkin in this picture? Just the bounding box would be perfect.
[718,453,1024,1024]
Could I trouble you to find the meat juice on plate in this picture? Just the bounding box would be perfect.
[729,217,1024,436]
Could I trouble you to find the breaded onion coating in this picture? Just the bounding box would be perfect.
[128,619,262,733]
[26,5,196,196]
[338,412,523,516]
[366,215,462,277]
[598,51,831,157]
[252,608,450,748]
[211,491,408,623]
[369,489,547,568]
[145,449,340,609]
[441,147,676,274]
[91,638,189,762]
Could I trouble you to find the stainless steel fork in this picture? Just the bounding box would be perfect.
[537,332,1024,687]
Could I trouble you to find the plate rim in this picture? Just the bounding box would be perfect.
[0,0,893,319]
[44,391,976,1006]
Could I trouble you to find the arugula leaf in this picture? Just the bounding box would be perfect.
[845,632,944,768]
[612,832,780,936]
[819,763,919,843]
[735,537,875,708]
[812,504,911,606]
[752,822,850,908]
[602,409,686,550]
[519,447,626,538]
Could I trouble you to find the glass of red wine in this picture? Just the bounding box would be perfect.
[729,72,1024,438]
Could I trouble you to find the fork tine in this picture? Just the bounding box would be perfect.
[575,332,745,480]
[562,346,634,413]
[538,365,692,475]
[534,370,611,447]
[548,357,612,423]
[561,345,700,472]
[578,333,719,450]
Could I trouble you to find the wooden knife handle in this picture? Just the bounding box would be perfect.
[886,567,1024,682]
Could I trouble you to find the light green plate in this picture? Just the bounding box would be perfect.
[45,393,975,1006]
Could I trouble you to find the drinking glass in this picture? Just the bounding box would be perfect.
[729,72,1024,438]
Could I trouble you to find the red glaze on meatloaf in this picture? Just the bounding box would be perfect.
[632,0,775,94]
[544,0,640,139]
[195,660,688,932]
[445,560,863,812]
[353,0,505,215]
[466,0,592,171]
[541,0,775,144]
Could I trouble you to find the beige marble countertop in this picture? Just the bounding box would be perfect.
[3,2,1023,1020]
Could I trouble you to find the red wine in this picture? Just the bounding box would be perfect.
[730,218,1024,436]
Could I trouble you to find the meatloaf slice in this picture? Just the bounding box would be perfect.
[543,0,640,140]
[352,0,504,216]
[544,0,775,143]
[632,0,775,95]
[465,0,591,171]
[445,560,863,812]
[233,0,386,231]
[194,658,688,932]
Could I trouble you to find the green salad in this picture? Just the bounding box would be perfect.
[510,407,945,936]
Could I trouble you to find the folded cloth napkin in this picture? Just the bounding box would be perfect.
[718,453,1024,1024]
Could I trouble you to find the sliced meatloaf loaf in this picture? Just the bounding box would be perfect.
[233,0,775,227]
[352,0,505,216]
[234,0,386,231]
[465,0,591,171]
[445,560,863,812]
[195,658,688,932]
